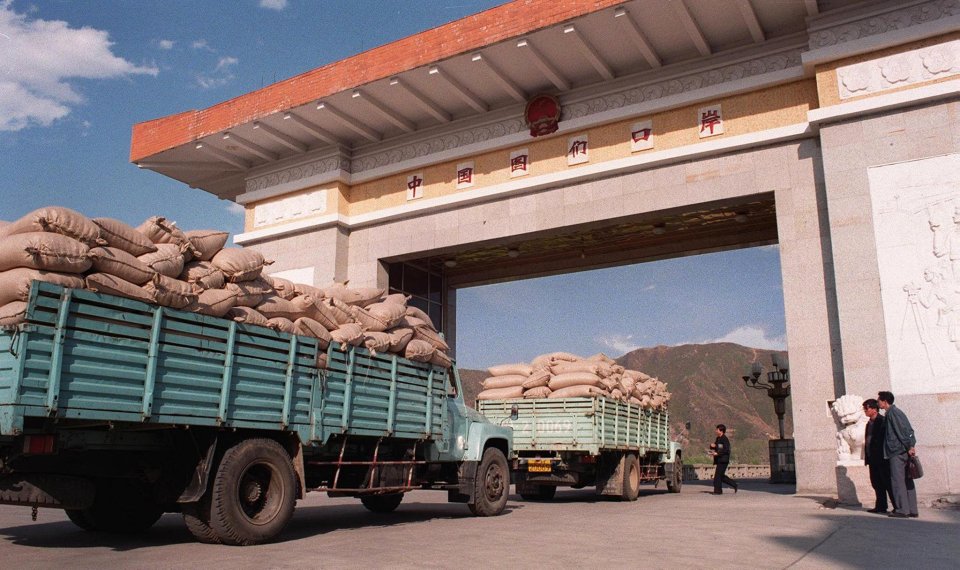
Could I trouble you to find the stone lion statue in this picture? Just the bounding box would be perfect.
[831,394,868,466]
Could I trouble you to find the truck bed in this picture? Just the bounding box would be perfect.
[0,282,446,444]
[478,397,669,455]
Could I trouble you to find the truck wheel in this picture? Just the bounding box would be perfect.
[182,495,221,544]
[519,485,556,501]
[72,480,164,533]
[360,493,404,513]
[209,438,297,546]
[621,454,640,502]
[666,456,683,493]
[468,447,509,516]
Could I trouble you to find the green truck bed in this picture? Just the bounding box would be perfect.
[0,282,445,444]
[478,397,670,455]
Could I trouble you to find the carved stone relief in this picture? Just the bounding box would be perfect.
[253,188,328,228]
[837,38,960,99]
[810,0,960,50]
[246,155,348,193]
[869,152,960,395]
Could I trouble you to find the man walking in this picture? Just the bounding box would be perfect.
[877,391,918,518]
[709,424,738,495]
[862,399,895,513]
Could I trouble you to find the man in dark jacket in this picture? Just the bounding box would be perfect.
[709,424,738,495]
[862,399,895,513]
[877,391,918,518]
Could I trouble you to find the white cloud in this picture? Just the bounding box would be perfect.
[595,333,641,356]
[225,202,245,215]
[0,2,157,131]
[196,56,238,89]
[259,0,288,10]
[705,325,786,350]
[643,284,656,291]
[157,39,174,50]
[191,38,213,51]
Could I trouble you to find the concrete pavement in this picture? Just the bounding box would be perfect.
[0,480,956,569]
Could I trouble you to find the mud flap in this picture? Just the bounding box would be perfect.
[596,451,626,496]
[448,461,477,504]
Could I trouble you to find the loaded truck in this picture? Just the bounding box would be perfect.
[0,282,512,545]
[478,396,681,501]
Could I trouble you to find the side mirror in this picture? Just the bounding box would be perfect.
[685,421,691,430]
[510,404,519,421]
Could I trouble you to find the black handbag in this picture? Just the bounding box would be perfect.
[907,455,924,479]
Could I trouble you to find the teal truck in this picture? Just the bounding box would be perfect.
[0,282,511,545]
[478,396,682,501]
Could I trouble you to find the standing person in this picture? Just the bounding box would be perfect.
[862,399,895,513]
[877,391,919,518]
[709,424,738,495]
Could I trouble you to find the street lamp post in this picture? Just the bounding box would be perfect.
[742,354,795,484]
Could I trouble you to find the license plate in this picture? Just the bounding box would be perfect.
[527,459,552,473]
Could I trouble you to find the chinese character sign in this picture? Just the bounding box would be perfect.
[510,149,529,178]
[630,120,654,152]
[406,173,424,200]
[567,134,589,165]
[698,105,724,138]
[456,161,474,189]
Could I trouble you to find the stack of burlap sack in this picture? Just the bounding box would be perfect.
[476,351,671,410]
[0,206,452,369]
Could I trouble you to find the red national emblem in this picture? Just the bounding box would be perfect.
[525,94,561,137]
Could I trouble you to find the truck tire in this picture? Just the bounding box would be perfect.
[666,456,683,493]
[209,438,297,546]
[519,484,556,501]
[621,454,640,502]
[468,447,509,516]
[360,493,404,513]
[182,495,221,544]
[69,480,164,533]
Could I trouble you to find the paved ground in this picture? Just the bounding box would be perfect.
[0,480,957,569]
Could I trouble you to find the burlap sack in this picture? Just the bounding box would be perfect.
[185,229,228,261]
[326,298,355,326]
[488,363,533,377]
[265,275,297,300]
[0,268,85,305]
[481,374,527,389]
[549,372,603,390]
[137,216,195,255]
[412,325,450,352]
[0,232,91,273]
[362,331,392,355]
[92,217,156,256]
[548,385,608,399]
[363,302,407,330]
[531,351,582,368]
[225,277,273,307]
[524,386,552,399]
[628,396,643,406]
[382,293,410,305]
[404,305,436,330]
[180,261,225,290]
[619,376,637,396]
[387,327,414,353]
[586,353,617,365]
[1,206,103,246]
[294,317,332,349]
[550,361,601,376]
[598,377,619,391]
[403,339,435,362]
[521,368,551,389]
[85,273,156,304]
[212,247,271,282]
[188,288,237,317]
[0,301,28,326]
[350,305,390,332]
[227,306,269,326]
[611,388,625,400]
[293,282,325,300]
[324,282,384,307]
[138,243,187,278]
[87,247,155,284]
[289,295,338,330]
[256,295,302,320]
[142,274,197,309]
[266,317,296,334]
[330,323,365,348]
[429,350,452,369]
[477,385,524,400]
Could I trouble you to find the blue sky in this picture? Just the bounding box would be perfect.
[0,0,787,368]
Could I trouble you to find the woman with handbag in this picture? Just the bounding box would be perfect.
[878,391,919,519]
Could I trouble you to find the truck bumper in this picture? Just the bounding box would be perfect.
[0,473,95,509]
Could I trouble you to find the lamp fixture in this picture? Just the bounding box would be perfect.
[444,259,457,268]
[507,248,520,258]
[652,224,666,235]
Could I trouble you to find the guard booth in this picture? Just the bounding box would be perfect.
[130,0,960,500]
